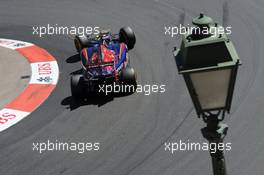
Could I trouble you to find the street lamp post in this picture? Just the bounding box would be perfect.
[173,13,241,175]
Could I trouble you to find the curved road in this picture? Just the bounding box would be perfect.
[0,0,264,174]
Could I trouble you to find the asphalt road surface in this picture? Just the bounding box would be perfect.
[0,46,30,109]
[1,0,264,174]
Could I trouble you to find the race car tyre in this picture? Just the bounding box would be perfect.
[71,74,84,98]
[119,26,136,50]
[74,35,89,52]
[120,66,137,85]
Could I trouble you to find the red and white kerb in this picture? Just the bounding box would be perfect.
[0,39,59,132]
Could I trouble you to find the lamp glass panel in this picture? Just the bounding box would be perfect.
[190,69,231,110]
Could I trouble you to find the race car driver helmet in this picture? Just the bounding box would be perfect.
[102,35,111,45]
[100,30,111,45]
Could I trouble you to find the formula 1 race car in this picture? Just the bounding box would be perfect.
[71,27,137,98]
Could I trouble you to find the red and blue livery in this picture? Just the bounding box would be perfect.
[71,27,136,98]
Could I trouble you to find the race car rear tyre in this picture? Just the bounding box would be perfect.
[71,74,84,98]
[120,66,137,85]
[74,35,89,52]
[119,26,136,50]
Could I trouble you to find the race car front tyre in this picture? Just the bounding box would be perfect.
[119,26,136,50]
[74,35,89,52]
[71,74,84,98]
[120,66,137,85]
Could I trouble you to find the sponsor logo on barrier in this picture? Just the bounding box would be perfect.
[0,112,16,125]
[0,108,29,132]
[37,77,53,83]
[0,39,33,50]
[30,61,59,85]
[38,63,52,75]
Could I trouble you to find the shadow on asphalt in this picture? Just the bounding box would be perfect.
[66,54,80,63]
[61,91,134,110]
[61,95,113,110]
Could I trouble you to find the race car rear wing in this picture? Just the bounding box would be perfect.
[87,61,115,69]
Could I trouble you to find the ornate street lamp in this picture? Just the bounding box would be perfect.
[173,13,241,175]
